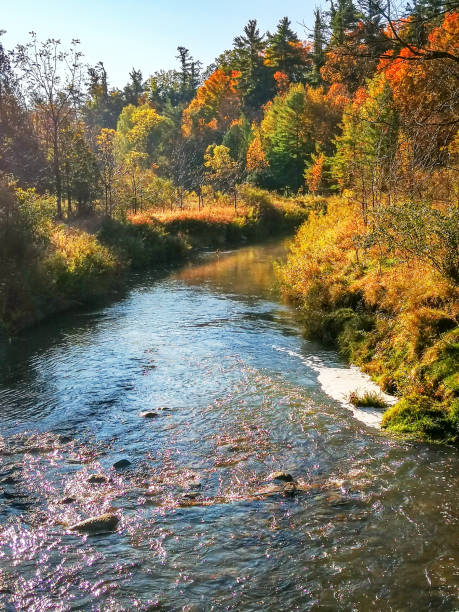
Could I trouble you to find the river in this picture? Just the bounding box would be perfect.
[0,240,458,611]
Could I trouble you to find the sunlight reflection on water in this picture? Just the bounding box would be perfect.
[0,240,458,610]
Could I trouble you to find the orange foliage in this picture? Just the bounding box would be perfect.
[378,12,458,139]
[325,83,351,111]
[130,205,249,226]
[182,69,241,138]
[273,71,289,95]
[305,153,325,194]
[246,132,269,173]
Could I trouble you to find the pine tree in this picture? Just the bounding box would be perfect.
[329,0,359,45]
[405,0,446,45]
[312,9,326,82]
[233,20,273,111]
[123,69,144,106]
[265,17,308,82]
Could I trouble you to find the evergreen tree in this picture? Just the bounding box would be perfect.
[176,47,202,103]
[85,62,124,129]
[405,0,446,45]
[311,9,327,83]
[329,0,359,45]
[233,20,273,112]
[265,17,309,82]
[123,69,144,106]
[261,84,314,190]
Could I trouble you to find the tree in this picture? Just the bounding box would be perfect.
[246,126,269,176]
[123,69,144,106]
[222,115,252,162]
[96,128,117,215]
[329,0,360,45]
[332,74,399,219]
[375,11,459,203]
[232,20,274,112]
[204,144,243,207]
[84,62,124,129]
[305,151,326,193]
[116,103,173,171]
[182,69,241,139]
[16,34,84,217]
[176,46,202,103]
[311,9,327,83]
[265,17,311,82]
[260,84,315,190]
[0,33,45,186]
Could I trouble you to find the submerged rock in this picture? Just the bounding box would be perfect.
[87,474,108,484]
[140,411,159,419]
[113,459,131,469]
[0,476,17,485]
[282,482,297,497]
[268,471,294,483]
[60,496,76,505]
[70,513,119,534]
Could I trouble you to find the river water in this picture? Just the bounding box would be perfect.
[0,240,457,611]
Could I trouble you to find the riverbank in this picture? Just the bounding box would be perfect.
[278,197,459,445]
[0,186,308,336]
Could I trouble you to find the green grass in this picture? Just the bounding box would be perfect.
[382,395,458,445]
[348,390,388,408]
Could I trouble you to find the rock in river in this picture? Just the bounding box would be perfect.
[113,458,131,469]
[140,411,159,419]
[70,513,119,534]
[87,474,108,484]
[268,471,294,483]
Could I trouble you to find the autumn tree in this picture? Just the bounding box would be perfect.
[182,69,241,139]
[332,74,399,218]
[246,126,269,180]
[116,103,173,172]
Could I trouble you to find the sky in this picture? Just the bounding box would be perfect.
[2,0,327,89]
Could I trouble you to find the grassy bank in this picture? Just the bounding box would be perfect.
[278,197,459,445]
[0,185,308,336]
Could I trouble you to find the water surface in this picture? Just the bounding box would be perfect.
[0,240,458,611]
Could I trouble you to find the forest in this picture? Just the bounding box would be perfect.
[0,0,458,443]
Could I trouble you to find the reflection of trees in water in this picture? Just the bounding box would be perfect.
[175,242,288,297]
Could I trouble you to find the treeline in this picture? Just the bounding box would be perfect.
[1,1,457,218]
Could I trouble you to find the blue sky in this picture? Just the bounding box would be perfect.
[3,0,326,88]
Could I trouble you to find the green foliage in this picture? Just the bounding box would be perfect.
[222,116,252,162]
[232,20,274,111]
[261,84,314,190]
[332,74,399,204]
[99,218,188,269]
[265,17,309,82]
[382,395,458,444]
